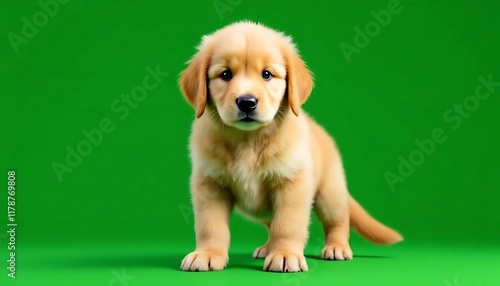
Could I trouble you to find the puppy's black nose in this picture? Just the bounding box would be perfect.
[236,95,258,113]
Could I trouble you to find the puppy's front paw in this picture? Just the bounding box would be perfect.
[263,251,308,272]
[180,250,227,271]
[321,243,353,260]
[252,244,268,259]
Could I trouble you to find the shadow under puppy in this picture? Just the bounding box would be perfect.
[178,21,403,273]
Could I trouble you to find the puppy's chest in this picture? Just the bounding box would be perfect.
[203,147,297,216]
[227,163,270,211]
[217,150,272,209]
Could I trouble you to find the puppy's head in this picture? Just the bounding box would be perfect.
[180,21,314,131]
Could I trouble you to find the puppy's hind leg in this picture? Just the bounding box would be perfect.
[314,165,353,261]
[252,222,270,259]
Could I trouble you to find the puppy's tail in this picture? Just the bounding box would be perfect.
[349,196,403,245]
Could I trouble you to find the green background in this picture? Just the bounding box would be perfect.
[1,0,499,285]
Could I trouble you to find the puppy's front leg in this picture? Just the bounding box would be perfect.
[264,174,313,272]
[181,174,232,271]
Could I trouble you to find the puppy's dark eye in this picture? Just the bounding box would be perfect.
[262,70,273,81]
[220,70,233,81]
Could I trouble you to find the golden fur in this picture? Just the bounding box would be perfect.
[179,21,403,272]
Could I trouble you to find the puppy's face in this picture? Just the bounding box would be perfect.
[180,22,314,131]
[207,37,287,131]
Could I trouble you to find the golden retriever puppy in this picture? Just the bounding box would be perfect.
[179,21,402,272]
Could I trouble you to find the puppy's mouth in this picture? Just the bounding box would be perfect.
[236,111,259,123]
[240,116,256,122]
[233,113,263,131]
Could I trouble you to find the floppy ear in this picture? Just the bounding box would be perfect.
[284,46,314,116]
[179,49,211,118]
